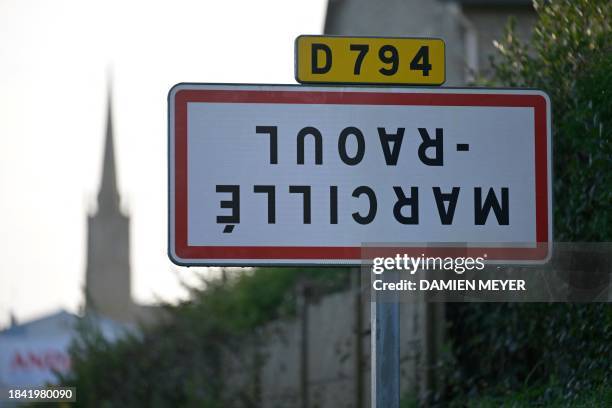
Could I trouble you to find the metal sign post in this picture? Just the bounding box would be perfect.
[371,296,400,408]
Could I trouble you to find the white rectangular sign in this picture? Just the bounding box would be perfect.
[168,84,551,266]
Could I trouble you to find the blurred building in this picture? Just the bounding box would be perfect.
[85,93,160,325]
[0,310,130,388]
[324,0,536,84]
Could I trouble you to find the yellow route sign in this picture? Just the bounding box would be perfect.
[295,35,445,86]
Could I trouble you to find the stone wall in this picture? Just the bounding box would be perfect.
[221,282,433,408]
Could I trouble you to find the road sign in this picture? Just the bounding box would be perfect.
[295,35,445,85]
[168,84,551,266]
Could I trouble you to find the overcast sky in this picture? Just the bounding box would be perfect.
[0,0,327,328]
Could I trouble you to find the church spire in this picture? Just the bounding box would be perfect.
[85,84,133,323]
[98,87,119,211]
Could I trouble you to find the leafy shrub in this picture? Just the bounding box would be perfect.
[445,0,612,404]
[58,267,349,407]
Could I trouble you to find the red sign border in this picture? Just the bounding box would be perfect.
[170,85,550,265]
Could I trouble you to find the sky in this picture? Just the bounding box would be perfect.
[0,0,327,328]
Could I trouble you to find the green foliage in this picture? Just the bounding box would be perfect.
[445,303,612,404]
[59,311,223,407]
[467,380,612,407]
[58,267,349,407]
[445,1,612,405]
[178,267,350,336]
[400,392,420,408]
[489,0,612,241]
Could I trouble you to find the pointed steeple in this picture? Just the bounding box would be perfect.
[97,87,119,211]
[85,81,135,324]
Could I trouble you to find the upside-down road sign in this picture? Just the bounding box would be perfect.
[168,84,551,266]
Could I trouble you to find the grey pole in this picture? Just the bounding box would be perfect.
[352,268,364,408]
[371,280,400,408]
